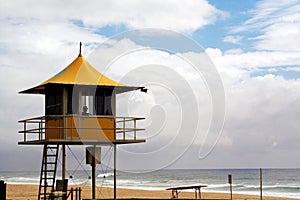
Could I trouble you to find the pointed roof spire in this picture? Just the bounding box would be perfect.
[79,42,82,57]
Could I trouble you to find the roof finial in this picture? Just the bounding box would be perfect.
[79,42,82,57]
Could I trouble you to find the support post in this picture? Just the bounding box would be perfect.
[62,145,66,180]
[260,168,263,200]
[114,144,117,200]
[79,187,82,200]
[75,188,77,200]
[228,174,232,200]
[199,188,201,199]
[39,121,41,140]
[86,146,100,199]
[23,121,26,142]
[44,145,47,198]
[91,145,96,200]
[134,119,136,140]
[71,188,74,200]
[123,118,125,140]
[0,180,6,200]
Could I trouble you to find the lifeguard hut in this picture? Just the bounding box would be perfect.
[18,43,146,200]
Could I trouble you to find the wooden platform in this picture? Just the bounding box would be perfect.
[18,139,146,145]
[83,199,228,200]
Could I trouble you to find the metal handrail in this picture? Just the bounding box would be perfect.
[19,115,145,142]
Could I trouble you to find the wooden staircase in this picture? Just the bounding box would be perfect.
[38,144,59,200]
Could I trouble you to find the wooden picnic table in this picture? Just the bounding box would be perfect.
[166,184,208,199]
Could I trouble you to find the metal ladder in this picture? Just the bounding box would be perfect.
[38,144,59,200]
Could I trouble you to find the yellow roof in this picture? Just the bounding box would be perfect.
[42,55,120,86]
[20,54,140,94]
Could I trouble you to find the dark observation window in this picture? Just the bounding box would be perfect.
[46,89,63,115]
[95,89,113,115]
[105,95,112,115]
[67,88,79,114]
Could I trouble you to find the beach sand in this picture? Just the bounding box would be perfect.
[6,184,295,200]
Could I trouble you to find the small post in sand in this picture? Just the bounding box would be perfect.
[0,180,6,200]
[260,168,263,200]
[228,174,232,200]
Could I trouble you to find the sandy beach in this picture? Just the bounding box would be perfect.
[6,184,296,200]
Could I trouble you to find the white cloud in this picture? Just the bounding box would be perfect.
[224,48,243,55]
[223,75,300,154]
[286,66,300,72]
[87,38,300,169]
[0,0,300,170]
[223,35,242,44]
[233,0,300,51]
[0,0,227,170]
[0,13,105,160]
[205,46,300,92]
[0,18,104,56]
[0,0,225,33]
[207,48,300,70]
[255,22,300,51]
[204,45,300,168]
[1,32,300,169]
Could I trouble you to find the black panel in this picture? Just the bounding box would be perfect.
[95,88,113,115]
[45,89,63,115]
[67,87,79,114]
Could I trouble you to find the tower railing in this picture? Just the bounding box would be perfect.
[18,115,145,143]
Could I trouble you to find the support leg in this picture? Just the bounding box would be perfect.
[92,146,96,199]
[199,188,201,199]
[114,144,117,200]
[62,144,66,180]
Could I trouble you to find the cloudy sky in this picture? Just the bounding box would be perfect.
[0,0,300,171]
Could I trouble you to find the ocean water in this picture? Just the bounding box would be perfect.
[1,169,299,199]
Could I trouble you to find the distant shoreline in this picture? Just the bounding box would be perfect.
[4,182,299,199]
[2,168,299,199]
[5,184,297,200]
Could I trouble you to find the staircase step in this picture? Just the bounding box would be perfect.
[48,146,58,149]
[46,154,57,157]
[40,185,53,187]
[44,169,55,172]
[46,162,56,164]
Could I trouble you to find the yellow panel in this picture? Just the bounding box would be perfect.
[97,117,115,140]
[46,118,63,140]
[66,116,115,141]
[66,116,79,139]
